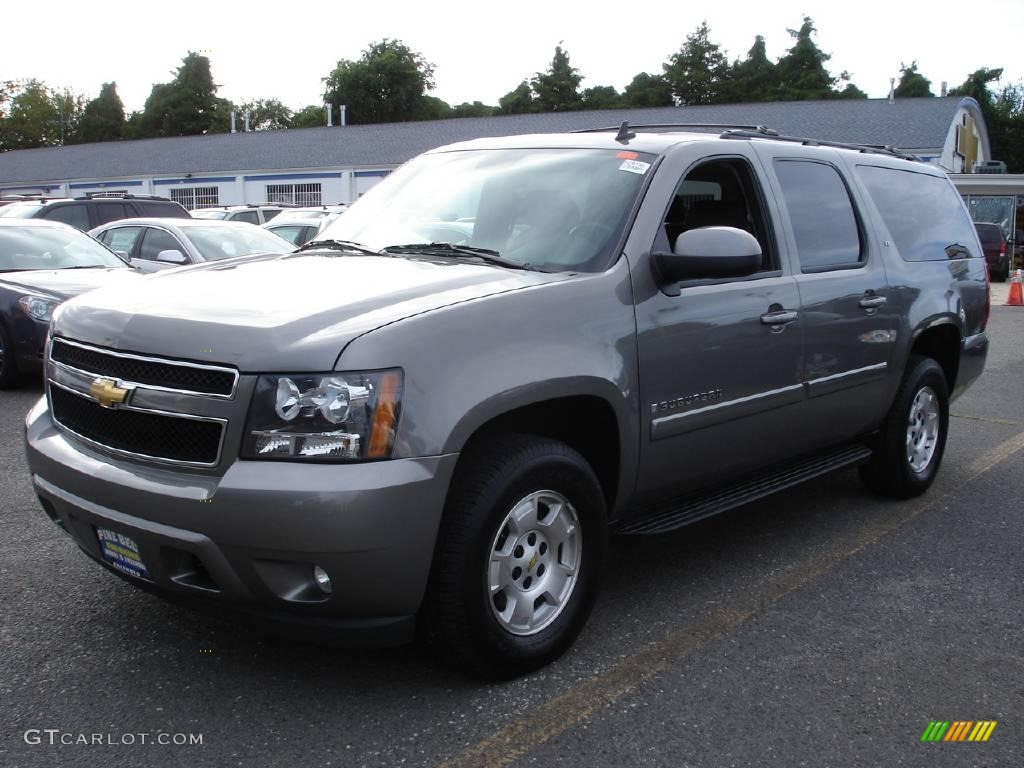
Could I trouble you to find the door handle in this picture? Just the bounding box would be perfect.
[859,295,887,309]
[760,309,799,325]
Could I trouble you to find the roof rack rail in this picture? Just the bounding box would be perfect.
[573,121,779,142]
[720,129,921,161]
[78,192,174,201]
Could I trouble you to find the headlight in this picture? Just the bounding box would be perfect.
[241,370,402,461]
[17,295,60,323]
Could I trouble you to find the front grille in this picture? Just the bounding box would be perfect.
[50,386,223,465]
[51,338,236,396]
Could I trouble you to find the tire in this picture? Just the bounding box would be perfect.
[859,355,949,499]
[0,322,20,389]
[420,433,607,679]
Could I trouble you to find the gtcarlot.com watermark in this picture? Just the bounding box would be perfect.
[24,729,203,746]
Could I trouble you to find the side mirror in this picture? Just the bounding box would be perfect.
[156,249,188,264]
[654,227,762,288]
[113,250,130,260]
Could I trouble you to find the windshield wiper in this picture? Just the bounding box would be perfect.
[382,242,534,271]
[297,239,381,256]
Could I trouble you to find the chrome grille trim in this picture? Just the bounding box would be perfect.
[47,379,228,468]
[49,337,239,399]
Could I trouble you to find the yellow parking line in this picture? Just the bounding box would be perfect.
[440,431,1024,768]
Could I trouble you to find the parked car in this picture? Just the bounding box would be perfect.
[190,205,291,225]
[286,205,350,221]
[0,194,189,231]
[261,217,324,246]
[25,126,989,678]
[974,222,1009,281]
[0,219,138,387]
[89,218,296,272]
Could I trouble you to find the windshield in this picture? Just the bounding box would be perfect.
[0,224,128,271]
[317,148,656,271]
[191,209,229,220]
[0,202,45,218]
[183,224,295,261]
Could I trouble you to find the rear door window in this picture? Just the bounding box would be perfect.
[232,210,260,225]
[774,160,862,271]
[856,165,979,261]
[96,202,129,225]
[41,204,91,230]
[139,201,190,218]
[102,226,143,255]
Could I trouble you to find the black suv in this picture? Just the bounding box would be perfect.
[0,194,189,231]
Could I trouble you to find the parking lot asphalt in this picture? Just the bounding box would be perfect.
[1,309,1022,768]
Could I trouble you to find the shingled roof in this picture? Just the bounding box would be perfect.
[0,97,974,185]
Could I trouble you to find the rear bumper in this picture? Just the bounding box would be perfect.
[952,331,989,401]
[25,398,459,645]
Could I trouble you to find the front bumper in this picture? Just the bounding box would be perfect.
[25,397,458,645]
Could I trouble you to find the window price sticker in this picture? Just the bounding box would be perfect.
[619,159,651,175]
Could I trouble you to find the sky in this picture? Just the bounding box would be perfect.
[3,0,1022,117]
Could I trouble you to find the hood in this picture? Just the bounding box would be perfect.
[0,267,139,301]
[53,252,572,371]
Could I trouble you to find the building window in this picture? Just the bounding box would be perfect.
[266,182,322,206]
[169,187,220,209]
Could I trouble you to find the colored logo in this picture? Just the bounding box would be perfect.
[88,377,131,409]
[920,721,997,742]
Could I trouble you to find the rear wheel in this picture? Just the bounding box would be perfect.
[859,356,949,498]
[0,323,20,389]
[420,433,607,679]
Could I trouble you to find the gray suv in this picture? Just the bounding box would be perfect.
[24,125,989,678]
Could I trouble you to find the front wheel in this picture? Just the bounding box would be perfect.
[859,355,949,498]
[420,433,607,679]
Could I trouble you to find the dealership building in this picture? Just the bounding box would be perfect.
[0,95,1020,236]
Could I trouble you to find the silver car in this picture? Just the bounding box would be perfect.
[89,218,295,272]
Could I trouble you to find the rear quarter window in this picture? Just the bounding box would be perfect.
[856,165,979,261]
[139,201,190,218]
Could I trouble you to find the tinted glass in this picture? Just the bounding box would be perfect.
[233,211,260,224]
[182,224,294,260]
[319,148,657,272]
[139,228,185,261]
[856,165,980,261]
[103,226,143,254]
[262,209,282,222]
[41,204,91,230]
[775,160,861,270]
[974,224,1002,245]
[0,224,127,271]
[140,201,190,218]
[96,202,129,224]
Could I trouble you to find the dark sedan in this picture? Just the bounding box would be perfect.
[0,219,139,387]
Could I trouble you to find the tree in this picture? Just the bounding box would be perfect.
[75,82,125,143]
[721,36,779,102]
[292,104,327,128]
[622,72,674,107]
[322,39,436,125]
[132,52,230,137]
[531,45,583,111]
[663,22,729,105]
[236,98,293,131]
[498,80,536,114]
[951,68,1024,173]
[581,85,622,110]
[835,82,868,99]
[894,62,933,98]
[451,101,497,118]
[775,17,838,100]
[0,80,82,149]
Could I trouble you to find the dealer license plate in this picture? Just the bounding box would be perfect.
[96,527,149,579]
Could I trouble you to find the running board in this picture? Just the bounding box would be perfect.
[616,444,873,535]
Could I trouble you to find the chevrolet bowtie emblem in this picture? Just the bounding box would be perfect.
[89,378,131,408]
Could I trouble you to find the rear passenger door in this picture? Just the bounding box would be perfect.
[755,145,897,447]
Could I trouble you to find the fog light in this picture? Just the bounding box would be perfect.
[313,565,332,594]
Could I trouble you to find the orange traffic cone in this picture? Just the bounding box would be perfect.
[1007,269,1024,307]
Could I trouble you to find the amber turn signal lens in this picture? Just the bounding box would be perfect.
[367,371,402,458]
